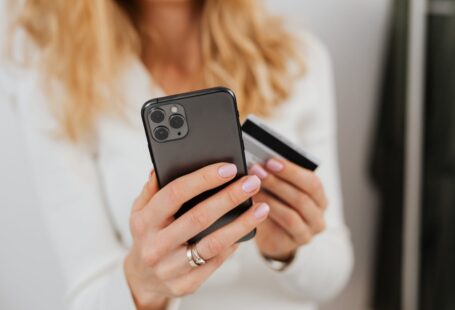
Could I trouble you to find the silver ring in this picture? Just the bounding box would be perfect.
[190,243,206,266]
[186,245,198,268]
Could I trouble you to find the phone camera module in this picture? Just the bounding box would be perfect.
[153,126,169,141]
[148,103,187,142]
[169,114,185,129]
[150,109,165,123]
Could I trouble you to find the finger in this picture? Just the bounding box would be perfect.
[137,174,259,266]
[254,191,293,240]
[257,190,324,234]
[265,158,327,209]
[144,162,238,225]
[253,166,308,211]
[293,196,325,234]
[132,168,159,213]
[166,244,238,296]
[195,202,269,260]
[162,175,261,247]
[256,191,312,244]
[251,164,326,233]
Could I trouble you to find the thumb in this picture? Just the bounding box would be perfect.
[132,168,159,213]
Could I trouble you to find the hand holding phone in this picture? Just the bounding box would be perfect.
[124,88,271,306]
[125,162,269,307]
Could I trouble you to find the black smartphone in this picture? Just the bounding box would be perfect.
[141,87,255,244]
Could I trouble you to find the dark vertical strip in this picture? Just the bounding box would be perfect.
[370,0,409,309]
[420,1,455,309]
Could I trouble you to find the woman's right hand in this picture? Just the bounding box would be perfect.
[124,162,269,310]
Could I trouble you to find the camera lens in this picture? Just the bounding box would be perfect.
[169,114,185,129]
[153,126,169,141]
[150,109,165,123]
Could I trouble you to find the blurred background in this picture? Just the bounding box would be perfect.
[1,0,454,309]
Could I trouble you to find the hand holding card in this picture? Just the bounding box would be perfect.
[242,115,327,266]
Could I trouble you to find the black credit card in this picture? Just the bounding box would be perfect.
[241,115,319,171]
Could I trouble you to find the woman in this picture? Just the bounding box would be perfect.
[11,0,353,309]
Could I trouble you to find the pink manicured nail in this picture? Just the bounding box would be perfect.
[242,175,261,193]
[254,203,270,219]
[250,164,268,179]
[266,159,284,172]
[218,163,237,178]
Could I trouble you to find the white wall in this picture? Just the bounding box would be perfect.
[0,1,390,309]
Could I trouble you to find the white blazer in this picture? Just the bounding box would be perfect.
[14,32,353,310]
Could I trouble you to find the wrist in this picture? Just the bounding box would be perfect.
[134,293,168,310]
[124,253,168,310]
[261,248,296,262]
[260,249,296,272]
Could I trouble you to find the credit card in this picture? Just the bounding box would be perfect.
[241,114,319,171]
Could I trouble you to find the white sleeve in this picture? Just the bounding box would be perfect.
[15,71,180,310]
[272,36,354,302]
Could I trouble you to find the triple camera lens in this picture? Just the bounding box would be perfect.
[150,107,186,142]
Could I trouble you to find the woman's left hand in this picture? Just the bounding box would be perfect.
[250,158,328,261]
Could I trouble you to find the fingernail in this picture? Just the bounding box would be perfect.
[242,175,261,193]
[250,164,268,179]
[266,159,284,172]
[254,203,270,219]
[218,163,237,178]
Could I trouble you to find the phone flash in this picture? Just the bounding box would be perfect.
[171,106,178,113]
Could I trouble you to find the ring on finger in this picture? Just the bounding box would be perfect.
[186,243,206,267]
[191,243,207,266]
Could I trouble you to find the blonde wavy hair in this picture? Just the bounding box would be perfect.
[12,0,304,142]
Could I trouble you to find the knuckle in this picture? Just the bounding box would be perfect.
[298,230,312,244]
[226,188,241,206]
[205,236,225,257]
[283,211,298,230]
[187,208,210,229]
[130,213,146,236]
[154,264,168,281]
[200,170,212,185]
[141,243,161,267]
[314,218,326,233]
[168,181,183,206]
[308,174,321,192]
